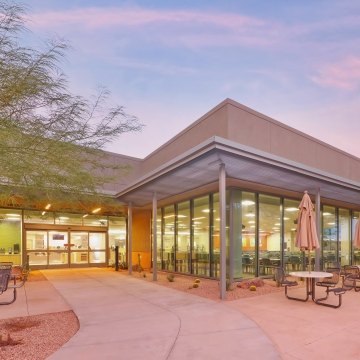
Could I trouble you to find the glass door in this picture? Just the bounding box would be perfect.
[48,231,69,266]
[70,232,89,266]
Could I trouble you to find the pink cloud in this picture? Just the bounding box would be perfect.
[28,7,265,29]
[27,7,281,48]
[311,57,360,90]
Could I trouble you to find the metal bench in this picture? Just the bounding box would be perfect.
[0,264,26,305]
[315,274,356,309]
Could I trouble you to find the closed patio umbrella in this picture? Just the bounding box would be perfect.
[295,191,320,272]
[353,215,360,248]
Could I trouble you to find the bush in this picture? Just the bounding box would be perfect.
[194,279,201,284]
[167,274,175,282]
[237,278,264,289]
[249,285,257,291]
[192,283,199,288]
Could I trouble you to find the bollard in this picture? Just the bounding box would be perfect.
[115,245,119,271]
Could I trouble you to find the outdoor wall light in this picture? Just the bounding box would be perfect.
[92,208,101,214]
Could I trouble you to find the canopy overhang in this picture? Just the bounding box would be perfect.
[116,136,360,208]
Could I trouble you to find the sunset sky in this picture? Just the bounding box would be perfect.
[25,1,360,158]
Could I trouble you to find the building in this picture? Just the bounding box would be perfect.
[2,99,360,297]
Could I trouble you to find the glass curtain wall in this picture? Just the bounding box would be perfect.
[108,216,127,266]
[240,192,256,278]
[0,210,22,265]
[154,190,360,279]
[322,206,337,268]
[176,201,190,273]
[192,196,210,276]
[212,194,220,278]
[339,208,350,267]
[283,199,301,272]
[156,208,163,270]
[163,205,175,271]
[258,195,281,277]
[353,211,360,265]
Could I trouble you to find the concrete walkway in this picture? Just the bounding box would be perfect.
[1,268,360,359]
[43,268,280,360]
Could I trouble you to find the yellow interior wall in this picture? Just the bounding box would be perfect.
[132,209,151,269]
[0,221,21,253]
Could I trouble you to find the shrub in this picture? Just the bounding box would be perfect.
[193,283,199,288]
[167,274,175,282]
[237,278,264,289]
[194,279,201,284]
[249,285,257,291]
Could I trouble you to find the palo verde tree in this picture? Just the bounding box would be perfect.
[0,2,142,210]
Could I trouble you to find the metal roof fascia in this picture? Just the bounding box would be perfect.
[115,137,218,198]
[214,137,360,191]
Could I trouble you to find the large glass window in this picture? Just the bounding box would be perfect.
[176,201,190,273]
[156,208,162,270]
[352,211,360,265]
[193,196,210,276]
[49,231,68,250]
[54,213,83,226]
[283,199,301,272]
[0,210,22,265]
[212,193,220,278]
[322,206,337,268]
[339,208,350,266]
[259,195,281,277]
[24,210,54,224]
[108,216,127,266]
[27,230,48,266]
[240,192,256,278]
[163,205,175,271]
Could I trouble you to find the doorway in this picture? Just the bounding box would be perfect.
[26,228,107,268]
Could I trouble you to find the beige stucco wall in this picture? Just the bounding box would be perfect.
[108,98,360,193]
[140,104,229,174]
[225,100,360,182]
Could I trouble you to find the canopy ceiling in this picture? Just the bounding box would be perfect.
[116,137,360,208]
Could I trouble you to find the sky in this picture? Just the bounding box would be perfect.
[22,0,360,159]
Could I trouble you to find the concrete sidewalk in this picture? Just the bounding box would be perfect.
[43,268,280,360]
[2,268,360,360]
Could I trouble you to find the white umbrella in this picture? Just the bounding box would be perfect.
[353,215,360,248]
[295,191,320,272]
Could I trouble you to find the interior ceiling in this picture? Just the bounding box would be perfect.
[118,149,360,208]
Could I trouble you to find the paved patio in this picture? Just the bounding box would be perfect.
[1,268,360,359]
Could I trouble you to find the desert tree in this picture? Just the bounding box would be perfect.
[0,1,142,210]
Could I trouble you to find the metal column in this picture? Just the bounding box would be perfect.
[128,202,133,275]
[152,192,158,281]
[219,163,226,300]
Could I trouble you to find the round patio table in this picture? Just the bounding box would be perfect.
[289,271,333,302]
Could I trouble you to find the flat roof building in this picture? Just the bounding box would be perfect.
[3,98,360,299]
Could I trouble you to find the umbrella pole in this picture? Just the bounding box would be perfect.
[308,250,311,273]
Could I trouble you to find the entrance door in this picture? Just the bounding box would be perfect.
[26,229,107,268]
[70,232,89,266]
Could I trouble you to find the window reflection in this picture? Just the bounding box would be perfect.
[259,195,281,277]
[352,211,360,265]
[322,205,337,267]
[241,192,256,278]
[283,199,301,271]
[163,205,175,271]
[193,196,210,276]
[339,209,350,266]
[176,201,190,273]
